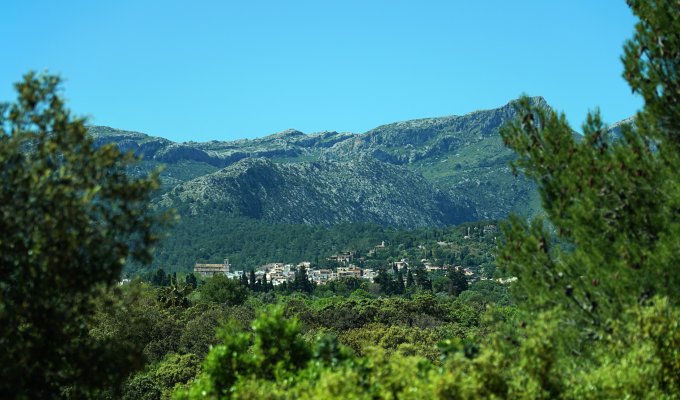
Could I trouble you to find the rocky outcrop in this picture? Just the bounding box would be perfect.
[159,158,474,227]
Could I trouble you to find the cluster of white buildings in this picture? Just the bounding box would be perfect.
[260,262,308,286]
[193,245,478,287]
[193,258,380,286]
[309,265,365,284]
[260,262,370,286]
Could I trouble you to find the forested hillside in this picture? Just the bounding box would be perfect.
[145,217,497,274]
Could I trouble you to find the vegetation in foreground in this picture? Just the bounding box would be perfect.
[1,0,679,398]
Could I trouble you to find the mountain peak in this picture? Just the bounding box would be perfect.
[502,95,550,111]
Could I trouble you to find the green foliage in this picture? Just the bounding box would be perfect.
[175,306,312,398]
[185,272,198,289]
[124,353,201,400]
[200,275,249,306]
[446,266,469,296]
[339,323,445,361]
[457,280,511,307]
[568,297,680,398]
[152,268,171,286]
[623,0,680,149]
[147,217,497,274]
[251,305,311,379]
[498,0,680,334]
[0,73,167,398]
[91,262,507,399]
[289,265,315,293]
[179,304,233,358]
[158,285,191,308]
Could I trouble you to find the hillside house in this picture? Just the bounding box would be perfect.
[362,268,378,282]
[394,259,409,270]
[337,265,362,279]
[425,265,445,272]
[310,269,335,284]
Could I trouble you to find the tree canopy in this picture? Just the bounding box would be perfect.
[0,72,168,398]
[499,0,680,331]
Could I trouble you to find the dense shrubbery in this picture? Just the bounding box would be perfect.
[86,275,502,399]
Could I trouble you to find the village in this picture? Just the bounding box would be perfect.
[193,240,480,287]
[192,224,502,286]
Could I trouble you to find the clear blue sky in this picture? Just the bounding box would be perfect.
[1,1,640,142]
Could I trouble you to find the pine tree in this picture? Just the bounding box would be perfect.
[498,0,680,332]
[249,270,256,289]
[395,270,405,294]
[262,274,269,292]
[292,265,314,293]
[413,266,431,291]
[375,268,392,295]
[406,268,415,288]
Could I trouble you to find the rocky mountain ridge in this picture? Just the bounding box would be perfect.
[89,97,632,225]
[158,157,472,227]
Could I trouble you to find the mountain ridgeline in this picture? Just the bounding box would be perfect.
[89,97,630,270]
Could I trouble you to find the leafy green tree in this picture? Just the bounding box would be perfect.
[123,353,201,400]
[250,305,311,379]
[0,73,167,398]
[262,274,269,292]
[179,305,231,358]
[201,274,249,306]
[123,374,161,400]
[412,265,432,291]
[374,267,393,294]
[157,282,191,308]
[175,306,311,398]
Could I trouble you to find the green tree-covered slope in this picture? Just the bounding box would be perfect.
[157,157,473,227]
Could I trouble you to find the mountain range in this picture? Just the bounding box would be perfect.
[92,96,588,228]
